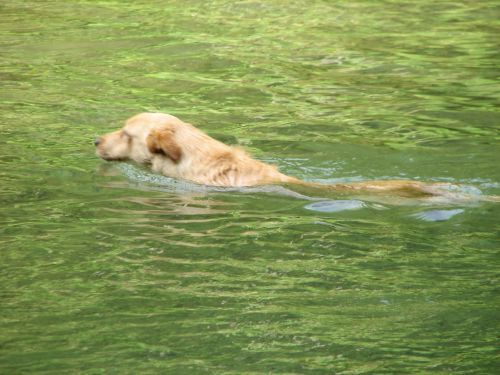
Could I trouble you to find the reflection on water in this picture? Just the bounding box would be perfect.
[1,0,499,373]
[305,200,366,213]
[412,208,465,222]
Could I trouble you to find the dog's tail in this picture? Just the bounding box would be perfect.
[284,177,500,202]
[286,178,436,198]
[477,194,500,203]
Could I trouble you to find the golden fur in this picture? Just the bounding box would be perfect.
[95,112,442,197]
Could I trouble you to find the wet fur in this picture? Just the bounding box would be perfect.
[95,113,465,198]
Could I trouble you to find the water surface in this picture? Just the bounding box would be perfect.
[1,1,499,373]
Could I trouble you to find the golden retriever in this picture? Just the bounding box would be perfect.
[95,112,449,198]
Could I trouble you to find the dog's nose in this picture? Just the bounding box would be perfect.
[94,137,102,146]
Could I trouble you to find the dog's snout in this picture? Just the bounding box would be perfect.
[94,137,102,146]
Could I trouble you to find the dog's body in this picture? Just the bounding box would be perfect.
[95,113,453,198]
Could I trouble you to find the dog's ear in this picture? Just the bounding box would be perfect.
[147,128,182,163]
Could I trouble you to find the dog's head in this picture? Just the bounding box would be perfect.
[95,113,183,165]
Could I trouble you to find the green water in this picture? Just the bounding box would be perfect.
[1,1,499,373]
